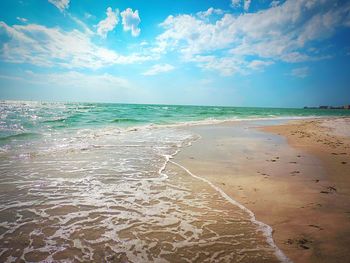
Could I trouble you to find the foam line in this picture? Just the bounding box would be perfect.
[96,115,323,138]
[169,160,292,263]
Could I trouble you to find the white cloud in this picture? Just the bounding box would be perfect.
[23,71,131,89]
[0,22,152,69]
[69,14,94,35]
[0,70,144,103]
[279,52,310,63]
[189,55,246,76]
[120,8,141,37]
[48,0,70,12]
[290,67,309,78]
[142,64,175,76]
[197,8,224,20]
[270,0,280,7]
[16,17,28,23]
[0,71,131,89]
[155,14,214,55]
[84,12,94,19]
[96,7,119,38]
[231,0,241,8]
[231,0,251,11]
[243,0,251,11]
[155,0,350,75]
[248,60,274,70]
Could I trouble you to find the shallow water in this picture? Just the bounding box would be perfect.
[1,100,342,262]
[1,100,349,145]
[0,124,281,262]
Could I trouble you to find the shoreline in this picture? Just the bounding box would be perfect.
[1,113,350,262]
[173,117,350,263]
[169,159,291,263]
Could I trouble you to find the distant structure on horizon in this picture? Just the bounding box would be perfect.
[304,105,350,110]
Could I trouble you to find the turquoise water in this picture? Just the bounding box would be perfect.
[1,100,350,144]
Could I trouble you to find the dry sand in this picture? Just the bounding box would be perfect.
[174,118,350,263]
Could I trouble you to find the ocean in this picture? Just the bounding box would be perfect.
[2,101,349,140]
[0,100,349,262]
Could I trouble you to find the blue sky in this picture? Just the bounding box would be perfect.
[0,0,349,107]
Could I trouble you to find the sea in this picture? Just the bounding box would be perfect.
[0,100,349,262]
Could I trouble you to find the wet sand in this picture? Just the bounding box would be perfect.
[1,117,349,262]
[0,124,284,263]
[174,118,350,263]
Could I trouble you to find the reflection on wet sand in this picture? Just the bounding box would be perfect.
[0,126,284,262]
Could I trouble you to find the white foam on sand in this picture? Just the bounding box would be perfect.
[170,160,292,263]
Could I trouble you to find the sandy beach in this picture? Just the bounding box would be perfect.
[174,117,350,263]
[1,101,350,262]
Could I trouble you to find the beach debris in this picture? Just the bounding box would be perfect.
[290,170,300,176]
[298,238,311,249]
[314,179,320,183]
[286,238,312,250]
[308,224,323,230]
[299,244,310,250]
[286,239,294,245]
[320,186,337,194]
[341,161,347,164]
[327,186,337,192]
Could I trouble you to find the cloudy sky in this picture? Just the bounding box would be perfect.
[0,0,349,107]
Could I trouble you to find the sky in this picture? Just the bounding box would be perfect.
[0,0,349,107]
